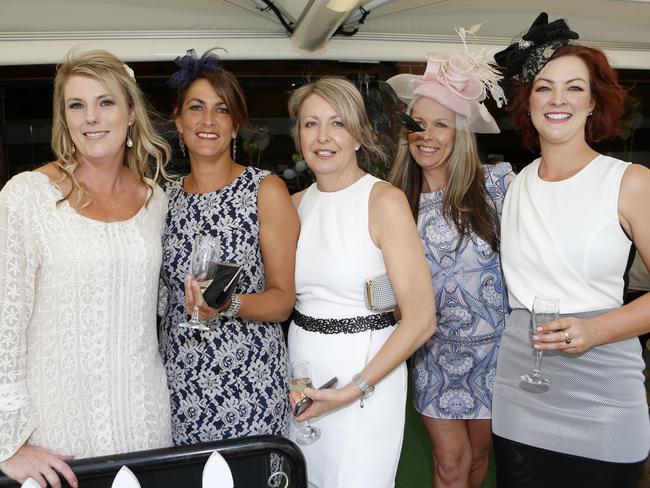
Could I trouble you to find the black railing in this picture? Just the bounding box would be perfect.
[0,435,307,487]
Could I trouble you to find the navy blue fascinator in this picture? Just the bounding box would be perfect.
[167,48,226,90]
[494,12,578,85]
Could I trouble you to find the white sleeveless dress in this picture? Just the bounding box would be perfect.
[288,174,407,488]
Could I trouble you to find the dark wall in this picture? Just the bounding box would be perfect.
[1,61,649,190]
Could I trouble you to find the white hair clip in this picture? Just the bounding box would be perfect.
[123,63,136,80]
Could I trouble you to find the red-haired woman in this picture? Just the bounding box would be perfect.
[492,13,650,487]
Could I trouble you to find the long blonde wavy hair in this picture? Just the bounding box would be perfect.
[51,50,171,204]
[389,100,498,250]
[287,77,388,171]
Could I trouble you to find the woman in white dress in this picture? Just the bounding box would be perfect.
[286,77,436,488]
[0,51,173,487]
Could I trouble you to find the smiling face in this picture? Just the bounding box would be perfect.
[175,78,237,162]
[529,55,595,146]
[407,96,456,178]
[298,94,361,177]
[64,74,134,164]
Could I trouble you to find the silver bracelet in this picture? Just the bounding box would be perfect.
[220,294,241,318]
[352,372,375,407]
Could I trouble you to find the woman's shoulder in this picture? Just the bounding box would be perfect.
[484,161,514,179]
[159,176,184,204]
[1,169,55,202]
[621,162,650,197]
[245,165,272,177]
[147,180,168,203]
[484,162,516,196]
[244,166,276,190]
[369,180,409,215]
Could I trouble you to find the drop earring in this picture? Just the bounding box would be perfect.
[178,134,186,157]
[126,123,134,148]
[232,138,237,161]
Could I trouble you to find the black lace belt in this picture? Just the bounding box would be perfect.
[293,309,395,334]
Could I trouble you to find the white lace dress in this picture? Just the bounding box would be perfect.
[0,172,172,462]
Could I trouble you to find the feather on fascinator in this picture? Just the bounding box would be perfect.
[167,48,226,90]
[494,12,579,85]
[386,25,505,134]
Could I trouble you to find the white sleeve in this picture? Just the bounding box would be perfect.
[0,178,39,461]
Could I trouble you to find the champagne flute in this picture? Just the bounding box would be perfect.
[290,360,321,445]
[178,235,220,330]
[520,296,559,388]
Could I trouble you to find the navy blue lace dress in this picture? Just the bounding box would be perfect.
[159,167,290,445]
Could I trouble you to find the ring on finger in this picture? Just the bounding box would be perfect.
[564,332,572,344]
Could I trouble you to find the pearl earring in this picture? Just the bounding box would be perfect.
[126,124,134,148]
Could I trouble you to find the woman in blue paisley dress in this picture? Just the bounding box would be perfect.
[388,37,513,488]
[158,49,299,445]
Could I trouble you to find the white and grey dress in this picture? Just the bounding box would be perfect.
[492,155,649,463]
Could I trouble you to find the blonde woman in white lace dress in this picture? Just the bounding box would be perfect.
[0,51,173,487]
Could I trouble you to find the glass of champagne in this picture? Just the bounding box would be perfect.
[290,360,321,445]
[178,235,220,331]
[520,296,559,388]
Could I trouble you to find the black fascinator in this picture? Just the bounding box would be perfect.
[494,12,578,85]
[167,48,226,90]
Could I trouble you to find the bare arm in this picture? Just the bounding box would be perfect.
[296,182,436,419]
[186,175,299,323]
[535,163,650,352]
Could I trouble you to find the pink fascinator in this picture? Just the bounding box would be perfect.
[387,25,506,134]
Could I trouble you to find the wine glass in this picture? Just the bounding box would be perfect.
[178,235,220,331]
[520,296,559,389]
[290,360,321,445]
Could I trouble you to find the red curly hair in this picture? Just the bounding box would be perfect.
[508,44,627,150]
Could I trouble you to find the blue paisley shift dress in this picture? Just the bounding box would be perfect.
[159,167,290,444]
[413,162,513,419]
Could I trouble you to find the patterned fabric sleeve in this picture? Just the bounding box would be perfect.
[485,162,515,214]
[0,176,39,461]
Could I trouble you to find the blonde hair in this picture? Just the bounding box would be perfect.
[287,77,387,171]
[389,99,498,249]
[51,50,171,204]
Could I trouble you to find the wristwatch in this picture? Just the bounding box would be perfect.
[219,294,241,318]
[352,373,375,400]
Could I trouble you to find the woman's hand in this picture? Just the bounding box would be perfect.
[184,274,228,321]
[0,444,77,488]
[289,384,359,422]
[532,317,596,354]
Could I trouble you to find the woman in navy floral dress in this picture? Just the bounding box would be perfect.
[159,49,299,444]
[388,34,513,488]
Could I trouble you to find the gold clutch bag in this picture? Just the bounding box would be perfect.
[364,273,397,312]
